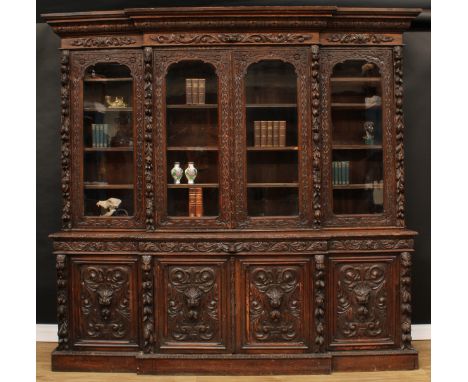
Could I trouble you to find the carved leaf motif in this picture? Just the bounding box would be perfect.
[150,33,311,45]
[326,34,394,44]
[400,252,413,349]
[314,255,326,352]
[141,255,154,353]
[56,255,69,350]
[70,36,136,48]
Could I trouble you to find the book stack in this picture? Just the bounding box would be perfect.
[186,79,206,104]
[254,121,286,147]
[188,187,203,217]
[332,161,350,185]
[92,124,111,148]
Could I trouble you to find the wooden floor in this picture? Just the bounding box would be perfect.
[37,341,430,382]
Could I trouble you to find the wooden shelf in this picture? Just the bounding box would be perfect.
[84,107,132,112]
[84,77,133,83]
[246,104,297,108]
[247,183,299,188]
[247,146,298,151]
[331,103,380,109]
[331,77,381,84]
[167,183,219,188]
[84,183,134,190]
[332,144,382,150]
[84,147,134,152]
[333,183,383,190]
[167,104,217,109]
[167,146,218,151]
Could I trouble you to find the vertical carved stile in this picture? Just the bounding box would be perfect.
[311,45,321,227]
[400,252,412,349]
[56,254,69,350]
[314,255,326,352]
[144,47,155,230]
[142,255,154,352]
[394,46,405,227]
[60,50,71,229]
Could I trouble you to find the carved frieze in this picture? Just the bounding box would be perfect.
[335,263,388,339]
[70,36,137,48]
[329,239,413,251]
[325,33,394,44]
[314,255,326,352]
[165,266,220,342]
[400,252,413,349]
[149,33,313,45]
[53,241,137,252]
[56,255,69,350]
[79,265,132,340]
[247,266,304,343]
[141,256,154,353]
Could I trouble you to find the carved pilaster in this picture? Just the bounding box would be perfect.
[60,50,71,229]
[141,255,154,353]
[394,46,405,227]
[311,45,321,227]
[314,255,326,352]
[56,254,69,350]
[400,252,413,349]
[144,47,155,230]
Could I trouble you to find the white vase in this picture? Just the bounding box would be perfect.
[185,162,198,184]
[170,162,183,184]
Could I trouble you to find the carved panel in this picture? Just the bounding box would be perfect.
[60,50,71,230]
[71,258,138,348]
[158,261,228,350]
[320,48,396,226]
[330,257,396,348]
[394,46,405,227]
[148,33,314,45]
[56,255,69,350]
[400,252,413,349]
[153,50,231,228]
[314,255,326,352]
[232,48,311,227]
[69,50,145,229]
[141,255,154,353]
[241,261,309,350]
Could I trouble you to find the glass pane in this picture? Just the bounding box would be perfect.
[330,60,384,215]
[245,60,298,217]
[166,61,219,218]
[82,63,135,217]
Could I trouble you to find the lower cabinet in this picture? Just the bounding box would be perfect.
[69,256,140,350]
[328,255,398,350]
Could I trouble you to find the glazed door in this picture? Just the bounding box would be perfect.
[153,49,232,228]
[69,50,145,229]
[232,47,312,228]
[320,48,396,226]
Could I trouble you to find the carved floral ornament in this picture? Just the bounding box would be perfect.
[326,33,394,44]
[70,36,137,48]
[149,33,313,45]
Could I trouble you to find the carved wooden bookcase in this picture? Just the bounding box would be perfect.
[45,6,421,375]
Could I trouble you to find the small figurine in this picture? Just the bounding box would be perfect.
[361,62,376,76]
[364,95,382,108]
[97,197,122,217]
[171,162,184,184]
[363,121,375,145]
[105,95,127,109]
[185,162,198,184]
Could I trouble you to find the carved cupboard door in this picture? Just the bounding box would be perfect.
[329,256,397,350]
[156,259,230,352]
[70,257,139,350]
[237,259,311,352]
[231,47,313,228]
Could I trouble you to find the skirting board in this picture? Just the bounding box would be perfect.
[36,324,431,342]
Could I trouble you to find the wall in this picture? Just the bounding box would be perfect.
[36,1,430,324]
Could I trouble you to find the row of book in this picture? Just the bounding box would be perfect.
[254,121,287,147]
[332,161,350,185]
[92,124,111,148]
[188,187,203,217]
[186,78,206,104]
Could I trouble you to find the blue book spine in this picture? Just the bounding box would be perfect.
[92,124,96,148]
[332,162,337,185]
[345,161,349,184]
[99,124,103,148]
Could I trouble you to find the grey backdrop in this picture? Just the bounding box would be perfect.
[36,1,430,324]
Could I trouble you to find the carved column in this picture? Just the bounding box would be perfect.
[394,46,405,227]
[141,255,154,353]
[144,47,155,230]
[400,252,413,349]
[314,254,326,352]
[56,254,69,350]
[60,50,71,229]
[311,45,321,227]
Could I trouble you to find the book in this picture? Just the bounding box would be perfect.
[337,161,342,185]
[332,161,336,185]
[92,124,97,148]
[97,124,102,148]
[279,121,286,147]
[198,79,206,104]
[189,188,196,217]
[195,187,203,217]
[186,79,192,104]
[254,121,260,147]
[344,161,349,184]
[267,121,273,147]
[192,79,199,104]
[260,121,267,147]
[273,121,280,147]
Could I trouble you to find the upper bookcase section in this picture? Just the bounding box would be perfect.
[43,6,421,45]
